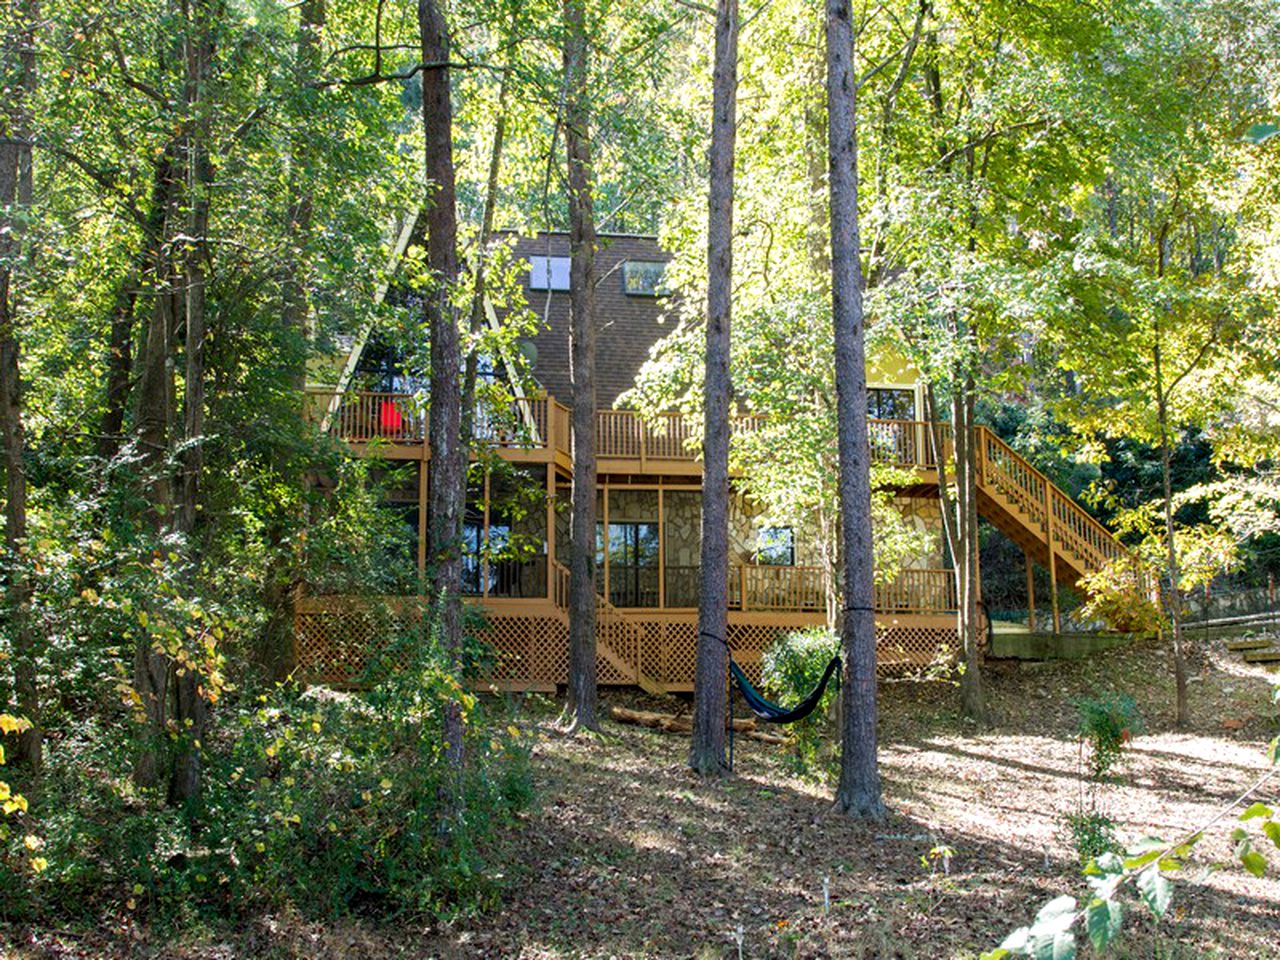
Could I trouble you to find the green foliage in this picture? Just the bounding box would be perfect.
[1062,810,1119,863]
[4,617,532,923]
[1074,693,1143,781]
[760,628,841,779]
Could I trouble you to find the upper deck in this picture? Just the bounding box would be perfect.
[307,388,945,478]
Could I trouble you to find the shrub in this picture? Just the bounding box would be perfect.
[5,613,533,924]
[1074,692,1143,781]
[760,627,841,778]
[1061,809,1119,862]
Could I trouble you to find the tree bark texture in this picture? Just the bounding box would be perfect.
[826,0,885,819]
[419,0,467,786]
[0,0,40,769]
[564,0,599,731]
[169,0,217,804]
[690,0,737,775]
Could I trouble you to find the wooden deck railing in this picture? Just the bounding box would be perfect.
[308,389,560,451]
[875,568,957,613]
[975,425,1124,577]
[543,559,957,615]
[312,389,949,470]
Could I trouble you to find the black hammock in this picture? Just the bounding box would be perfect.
[729,656,842,725]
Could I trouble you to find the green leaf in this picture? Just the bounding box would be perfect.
[1086,851,1125,876]
[1136,864,1173,919]
[980,950,1011,960]
[1268,737,1278,766]
[1086,898,1124,953]
[1035,895,1079,925]
[1262,820,1280,850]
[1030,930,1075,960]
[1124,848,1163,870]
[1240,849,1267,878]
[999,927,1032,954]
[1241,802,1274,821]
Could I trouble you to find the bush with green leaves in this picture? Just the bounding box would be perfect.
[1074,692,1143,781]
[1061,809,1119,863]
[760,627,841,778]
[4,611,533,923]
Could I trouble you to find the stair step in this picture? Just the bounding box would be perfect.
[1227,638,1273,652]
[1242,649,1280,664]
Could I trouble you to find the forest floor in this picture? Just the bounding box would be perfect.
[10,631,1280,959]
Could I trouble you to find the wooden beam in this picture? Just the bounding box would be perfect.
[545,463,556,600]
[1025,553,1035,630]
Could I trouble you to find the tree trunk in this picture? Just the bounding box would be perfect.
[826,0,884,819]
[97,270,139,462]
[131,141,181,791]
[563,0,600,732]
[927,382,985,723]
[419,0,467,796]
[169,0,217,805]
[0,0,39,769]
[1154,331,1189,726]
[690,0,737,775]
[954,384,985,722]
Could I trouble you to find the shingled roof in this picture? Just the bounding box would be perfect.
[509,233,673,409]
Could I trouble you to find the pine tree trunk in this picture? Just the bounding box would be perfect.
[0,0,39,769]
[563,0,600,731]
[419,0,467,792]
[827,0,884,819]
[690,0,737,775]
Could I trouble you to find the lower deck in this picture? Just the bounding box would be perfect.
[293,594,960,693]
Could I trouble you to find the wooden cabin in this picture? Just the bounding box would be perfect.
[296,232,1126,693]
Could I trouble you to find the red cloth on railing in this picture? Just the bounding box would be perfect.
[379,399,403,434]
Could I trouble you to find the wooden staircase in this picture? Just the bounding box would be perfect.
[550,561,665,694]
[973,426,1125,587]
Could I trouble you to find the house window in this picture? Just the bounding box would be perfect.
[756,526,795,566]
[868,387,916,420]
[622,260,669,296]
[599,521,659,607]
[527,255,571,291]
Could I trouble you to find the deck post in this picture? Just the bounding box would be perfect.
[545,463,556,600]
[602,480,610,604]
[482,468,490,599]
[1045,479,1061,634]
[1025,553,1035,630]
[417,451,428,577]
[657,485,666,609]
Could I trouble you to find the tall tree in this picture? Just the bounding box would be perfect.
[826,0,884,819]
[0,0,40,769]
[689,0,737,776]
[166,0,218,804]
[562,0,600,733]
[419,0,467,788]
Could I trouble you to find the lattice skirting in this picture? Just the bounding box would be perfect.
[294,599,961,690]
